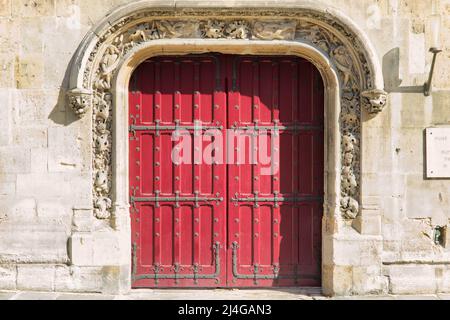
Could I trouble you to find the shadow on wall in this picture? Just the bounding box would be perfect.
[48,53,81,126]
[382,47,424,94]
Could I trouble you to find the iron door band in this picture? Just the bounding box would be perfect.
[230,242,320,284]
[132,242,222,284]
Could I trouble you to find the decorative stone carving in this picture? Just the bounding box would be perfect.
[202,20,226,38]
[225,20,250,39]
[200,20,250,39]
[156,21,199,38]
[67,88,92,117]
[95,170,109,194]
[362,89,388,114]
[332,46,354,89]
[94,196,112,220]
[253,21,296,40]
[95,44,121,91]
[69,11,386,221]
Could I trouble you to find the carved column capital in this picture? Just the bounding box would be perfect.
[361,89,388,114]
[67,88,93,118]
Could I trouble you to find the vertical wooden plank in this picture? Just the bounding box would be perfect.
[193,61,202,272]
[173,61,182,272]
[153,61,162,269]
[252,60,261,272]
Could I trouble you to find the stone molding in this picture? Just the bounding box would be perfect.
[67,5,386,221]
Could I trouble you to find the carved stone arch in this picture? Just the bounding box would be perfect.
[67,2,387,223]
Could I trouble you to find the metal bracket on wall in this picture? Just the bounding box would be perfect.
[424,47,443,96]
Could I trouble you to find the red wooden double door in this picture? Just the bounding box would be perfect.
[129,54,324,288]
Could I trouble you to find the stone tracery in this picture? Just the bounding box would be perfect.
[67,9,387,221]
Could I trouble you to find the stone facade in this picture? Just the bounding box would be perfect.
[0,0,449,296]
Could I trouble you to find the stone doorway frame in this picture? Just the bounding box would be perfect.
[66,1,387,295]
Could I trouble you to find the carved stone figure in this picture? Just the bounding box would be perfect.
[340,196,359,219]
[94,196,112,219]
[296,23,332,53]
[95,134,109,153]
[156,21,199,38]
[253,21,296,40]
[332,45,353,89]
[95,170,109,193]
[342,133,357,153]
[96,44,121,90]
[67,89,92,117]
[128,24,149,43]
[362,89,388,114]
[95,93,112,122]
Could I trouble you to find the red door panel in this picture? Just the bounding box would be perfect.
[130,54,323,288]
[227,56,323,287]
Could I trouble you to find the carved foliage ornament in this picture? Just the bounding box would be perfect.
[68,14,385,220]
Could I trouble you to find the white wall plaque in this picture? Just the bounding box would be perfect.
[426,127,450,178]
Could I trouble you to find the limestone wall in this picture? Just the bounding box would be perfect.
[0,0,449,295]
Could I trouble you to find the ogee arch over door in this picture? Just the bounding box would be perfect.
[129,54,323,288]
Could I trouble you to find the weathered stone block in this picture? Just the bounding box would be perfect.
[92,232,121,266]
[37,201,70,218]
[0,55,14,87]
[332,240,361,265]
[12,0,56,17]
[16,173,69,198]
[0,0,11,16]
[0,174,16,197]
[0,147,31,174]
[439,266,450,293]
[19,17,44,53]
[0,218,69,264]
[13,126,48,148]
[0,18,20,55]
[0,265,17,290]
[69,231,123,267]
[360,240,383,266]
[15,54,44,89]
[69,233,94,266]
[325,265,353,296]
[30,148,48,173]
[12,89,61,125]
[352,266,388,295]
[48,126,84,173]
[405,174,450,222]
[55,265,103,293]
[386,265,437,294]
[432,92,450,123]
[353,209,382,236]
[0,90,12,146]
[17,264,55,291]
[72,209,94,232]
[101,265,130,295]
[0,198,36,219]
[0,182,15,197]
